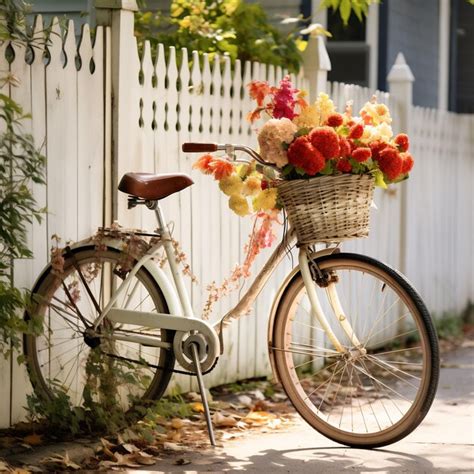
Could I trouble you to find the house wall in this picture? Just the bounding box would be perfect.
[453,0,474,113]
[385,0,439,108]
[28,0,95,33]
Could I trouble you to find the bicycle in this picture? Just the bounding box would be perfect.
[23,142,439,449]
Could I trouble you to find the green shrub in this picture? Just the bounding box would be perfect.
[0,1,46,358]
[135,0,303,72]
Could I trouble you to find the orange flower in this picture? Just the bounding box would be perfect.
[192,154,214,174]
[248,80,272,106]
[247,108,263,123]
[210,159,234,180]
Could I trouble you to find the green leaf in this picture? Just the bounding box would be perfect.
[372,169,387,189]
[339,0,352,25]
[281,164,294,176]
[319,160,334,175]
[294,127,311,137]
[295,167,307,176]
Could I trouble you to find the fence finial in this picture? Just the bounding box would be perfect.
[387,52,414,83]
[302,35,331,101]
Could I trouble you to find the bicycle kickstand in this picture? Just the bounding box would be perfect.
[190,343,217,446]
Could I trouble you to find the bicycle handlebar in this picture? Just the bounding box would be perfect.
[182,142,277,169]
[182,142,219,153]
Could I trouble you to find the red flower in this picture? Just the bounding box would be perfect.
[348,123,364,139]
[394,133,409,152]
[377,147,403,180]
[288,136,325,176]
[327,113,344,127]
[351,147,372,163]
[272,76,297,120]
[369,140,388,161]
[261,180,269,190]
[339,137,351,157]
[401,153,414,174]
[309,126,340,160]
[193,154,214,174]
[336,158,352,173]
[210,159,234,180]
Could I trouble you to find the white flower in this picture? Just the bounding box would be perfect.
[257,118,297,168]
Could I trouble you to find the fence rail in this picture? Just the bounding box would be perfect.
[0,5,472,428]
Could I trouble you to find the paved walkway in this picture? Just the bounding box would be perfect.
[2,345,473,473]
[136,344,474,473]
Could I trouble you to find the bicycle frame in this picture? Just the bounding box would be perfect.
[88,199,362,368]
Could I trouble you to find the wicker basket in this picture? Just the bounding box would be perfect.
[277,174,375,245]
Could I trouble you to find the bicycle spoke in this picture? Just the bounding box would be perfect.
[366,354,422,383]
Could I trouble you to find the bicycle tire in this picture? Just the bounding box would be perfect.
[271,252,439,448]
[24,245,175,411]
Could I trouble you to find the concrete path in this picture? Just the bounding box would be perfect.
[2,345,473,473]
[137,344,474,473]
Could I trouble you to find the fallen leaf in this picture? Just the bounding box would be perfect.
[191,402,204,413]
[253,400,269,411]
[212,412,237,428]
[131,454,156,466]
[23,433,43,446]
[121,443,139,453]
[40,452,81,470]
[243,411,276,425]
[171,418,185,429]
[101,437,116,449]
[163,442,183,451]
[24,465,43,472]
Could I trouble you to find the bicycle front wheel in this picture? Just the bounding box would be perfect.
[24,245,175,412]
[272,253,439,448]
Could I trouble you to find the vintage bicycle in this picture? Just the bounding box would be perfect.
[23,142,439,448]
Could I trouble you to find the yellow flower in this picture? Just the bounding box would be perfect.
[315,92,335,125]
[293,103,319,129]
[242,176,261,196]
[229,195,250,217]
[219,174,243,196]
[253,188,277,211]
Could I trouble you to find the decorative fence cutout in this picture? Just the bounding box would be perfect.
[0,11,472,428]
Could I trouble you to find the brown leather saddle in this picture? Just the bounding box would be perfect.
[118,172,194,201]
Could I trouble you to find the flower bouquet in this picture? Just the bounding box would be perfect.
[194,76,414,246]
[192,76,414,315]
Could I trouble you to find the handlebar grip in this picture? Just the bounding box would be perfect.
[182,142,219,153]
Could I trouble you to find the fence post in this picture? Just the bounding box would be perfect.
[387,53,414,277]
[302,34,331,101]
[95,0,138,224]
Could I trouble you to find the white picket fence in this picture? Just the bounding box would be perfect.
[0,5,472,428]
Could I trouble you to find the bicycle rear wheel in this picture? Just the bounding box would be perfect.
[271,253,439,448]
[24,245,175,412]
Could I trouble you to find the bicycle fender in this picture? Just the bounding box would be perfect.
[30,237,182,319]
[266,247,339,383]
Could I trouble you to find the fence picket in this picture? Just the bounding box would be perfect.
[2,12,473,426]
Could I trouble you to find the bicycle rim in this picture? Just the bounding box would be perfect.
[272,253,439,448]
[24,246,175,410]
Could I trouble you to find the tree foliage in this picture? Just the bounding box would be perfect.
[0,0,46,357]
[135,0,303,73]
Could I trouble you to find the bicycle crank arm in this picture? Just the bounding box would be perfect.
[107,309,220,371]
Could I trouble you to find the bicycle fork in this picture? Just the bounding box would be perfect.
[298,249,363,353]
